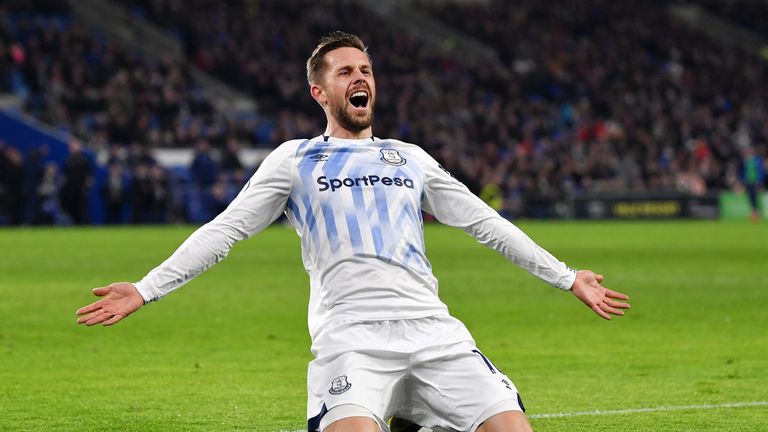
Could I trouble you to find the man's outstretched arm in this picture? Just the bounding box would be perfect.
[460,215,631,320]
[570,270,630,320]
[75,140,298,327]
[416,146,631,319]
[76,282,144,326]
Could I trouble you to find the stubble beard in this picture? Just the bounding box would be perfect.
[333,99,375,133]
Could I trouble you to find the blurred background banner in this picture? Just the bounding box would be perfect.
[572,191,720,220]
[720,191,768,219]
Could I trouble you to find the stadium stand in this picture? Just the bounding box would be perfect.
[1,0,766,224]
[3,13,249,147]
[117,0,768,216]
[0,0,258,223]
[694,0,768,39]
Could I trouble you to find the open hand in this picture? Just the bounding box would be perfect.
[571,270,630,320]
[76,282,144,326]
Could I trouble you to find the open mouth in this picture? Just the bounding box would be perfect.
[349,91,369,108]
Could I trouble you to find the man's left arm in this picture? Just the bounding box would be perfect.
[417,148,629,319]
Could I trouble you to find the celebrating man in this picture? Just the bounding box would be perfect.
[77,32,629,432]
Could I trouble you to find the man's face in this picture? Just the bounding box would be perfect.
[315,47,376,133]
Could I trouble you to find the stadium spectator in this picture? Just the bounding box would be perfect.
[220,137,244,173]
[126,142,157,170]
[740,146,766,221]
[102,161,128,224]
[130,163,154,224]
[190,139,217,187]
[0,140,8,221]
[21,144,48,224]
[37,161,65,224]
[59,138,93,224]
[205,174,235,217]
[1,144,24,224]
[147,164,170,223]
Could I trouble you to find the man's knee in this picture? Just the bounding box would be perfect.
[323,416,380,432]
[320,404,381,432]
[476,410,532,432]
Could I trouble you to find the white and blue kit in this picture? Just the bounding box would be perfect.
[134,135,577,431]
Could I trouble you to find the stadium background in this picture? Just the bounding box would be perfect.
[1,1,768,432]
[1,0,766,225]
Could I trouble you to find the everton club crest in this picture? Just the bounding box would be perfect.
[329,375,351,395]
[380,148,406,166]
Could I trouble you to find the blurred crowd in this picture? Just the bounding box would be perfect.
[0,136,249,224]
[1,0,767,224]
[0,8,256,148]
[0,1,253,224]
[131,0,768,194]
[416,0,767,205]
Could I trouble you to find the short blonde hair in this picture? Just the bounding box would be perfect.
[306,31,370,85]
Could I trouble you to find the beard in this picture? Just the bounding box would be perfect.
[332,98,375,133]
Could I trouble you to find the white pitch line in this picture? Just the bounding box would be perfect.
[277,400,768,431]
[528,401,768,419]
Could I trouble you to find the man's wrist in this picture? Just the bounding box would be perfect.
[557,267,578,291]
[133,280,158,304]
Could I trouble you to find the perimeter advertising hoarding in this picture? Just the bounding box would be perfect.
[719,192,768,220]
[573,192,720,220]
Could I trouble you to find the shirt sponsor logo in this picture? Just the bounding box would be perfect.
[317,175,415,192]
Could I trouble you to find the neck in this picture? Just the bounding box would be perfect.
[324,123,373,140]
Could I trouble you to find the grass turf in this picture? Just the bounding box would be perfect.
[0,221,766,431]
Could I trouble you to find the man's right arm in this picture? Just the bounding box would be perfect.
[76,141,299,326]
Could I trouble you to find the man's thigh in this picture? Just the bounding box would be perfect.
[403,342,525,432]
[307,350,408,431]
[476,411,532,432]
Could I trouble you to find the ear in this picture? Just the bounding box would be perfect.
[310,83,327,107]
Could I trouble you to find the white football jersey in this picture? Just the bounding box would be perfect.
[134,136,576,339]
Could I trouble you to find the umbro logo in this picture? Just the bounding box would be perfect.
[310,154,329,162]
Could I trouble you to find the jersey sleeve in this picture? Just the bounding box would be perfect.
[133,141,297,303]
[417,147,576,290]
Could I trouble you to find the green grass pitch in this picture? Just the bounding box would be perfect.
[1,221,767,431]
